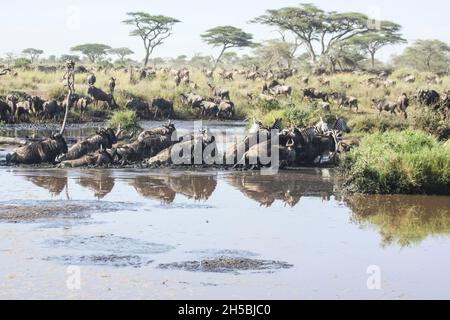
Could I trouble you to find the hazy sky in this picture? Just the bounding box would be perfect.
[2,0,449,62]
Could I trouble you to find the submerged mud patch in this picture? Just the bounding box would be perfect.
[0,200,134,222]
[158,256,293,273]
[45,234,175,255]
[44,255,153,268]
[186,249,260,258]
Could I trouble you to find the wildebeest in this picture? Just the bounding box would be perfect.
[208,84,230,100]
[146,129,217,167]
[217,99,235,119]
[42,100,64,120]
[202,68,213,79]
[6,134,68,165]
[318,78,331,87]
[275,69,296,80]
[0,100,11,122]
[402,75,416,83]
[114,123,177,164]
[62,128,118,161]
[151,98,174,119]
[332,93,358,112]
[126,98,150,117]
[87,74,96,86]
[218,70,233,81]
[303,88,328,102]
[417,89,440,107]
[74,96,93,118]
[180,93,205,110]
[372,98,397,115]
[397,93,410,119]
[60,148,114,168]
[199,101,219,119]
[87,86,117,109]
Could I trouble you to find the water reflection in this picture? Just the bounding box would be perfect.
[21,170,68,197]
[345,195,450,247]
[131,174,217,203]
[226,170,337,207]
[78,171,115,199]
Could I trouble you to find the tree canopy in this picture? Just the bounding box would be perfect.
[22,48,44,63]
[201,26,256,70]
[109,47,135,62]
[252,4,373,63]
[70,43,111,63]
[351,21,406,68]
[393,40,450,72]
[123,12,180,67]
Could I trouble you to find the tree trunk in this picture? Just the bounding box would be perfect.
[213,46,227,72]
[144,51,150,67]
[370,51,376,69]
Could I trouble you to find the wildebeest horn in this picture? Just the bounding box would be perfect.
[286,139,294,148]
[116,124,122,138]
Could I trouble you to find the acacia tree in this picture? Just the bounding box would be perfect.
[22,48,44,63]
[252,3,372,64]
[109,47,135,63]
[70,44,111,63]
[393,40,450,72]
[350,21,406,68]
[123,12,180,67]
[201,26,256,71]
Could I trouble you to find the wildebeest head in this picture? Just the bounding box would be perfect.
[97,128,118,148]
[333,117,351,134]
[51,133,68,154]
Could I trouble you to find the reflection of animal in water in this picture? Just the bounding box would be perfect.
[131,174,217,203]
[168,174,217,201]
[24,173,68,196]
[77,171,115,199]
[226,171,336,207]
[131,176,176,204]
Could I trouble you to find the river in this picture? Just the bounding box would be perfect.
[0,121,449,299]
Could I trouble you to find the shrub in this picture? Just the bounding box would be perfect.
[414,109,450,141]
[349,115,409,135]
[108,110,140,132]
[342,130,450,195]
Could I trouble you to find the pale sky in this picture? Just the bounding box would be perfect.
[1,0,449,62]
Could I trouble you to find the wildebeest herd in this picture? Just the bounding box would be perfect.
[5,115,353,169]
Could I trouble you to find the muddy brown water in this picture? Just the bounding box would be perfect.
[1,121,450,299]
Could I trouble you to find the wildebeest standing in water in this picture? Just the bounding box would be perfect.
[62,128,118,161]
[6,134,68,165]
[151,98,174,119]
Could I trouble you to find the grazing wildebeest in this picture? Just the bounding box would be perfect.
[318,78,331,86]
[87,86,116,109]
[402,75,416,83]
[6,134,68,165]
[151,98,174,119]
[269,85,292,97]
[275,69,296,80]
[219,70,233,81]
[372,98,397,116]
[202,68,213,79]
[303,88,328,102]
[63,128,118,161]
[208,83,230,100]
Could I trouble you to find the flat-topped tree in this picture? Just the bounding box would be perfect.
[22,48,44,64]
[123,12,180,67]
[351,21,406,68]
[70,44,111,63]
[251,4,371,64]
[201,26,256,71]
[109,47,135,63]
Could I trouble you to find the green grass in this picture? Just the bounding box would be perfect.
[342,130,450,195]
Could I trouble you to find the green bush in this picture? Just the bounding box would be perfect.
[108,110,140,132]
[414,109,450,141]
[342,130,450,195]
